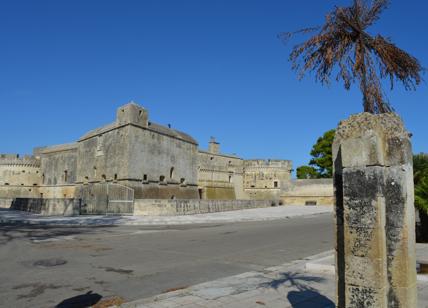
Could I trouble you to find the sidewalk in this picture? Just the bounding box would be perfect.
[305,243,428,282]
[0,205,332,226]
[118,249,428,308]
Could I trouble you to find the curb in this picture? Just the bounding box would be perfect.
[0,210,332,227]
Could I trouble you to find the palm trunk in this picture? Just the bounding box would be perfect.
[361,74,370,113]
[359,41,372,113]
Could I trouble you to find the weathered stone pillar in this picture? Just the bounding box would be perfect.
[333,113,417,307]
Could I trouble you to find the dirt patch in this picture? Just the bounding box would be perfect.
[13,283,64,299]
[33,258,67,268]
[99,266,133,275]
[93,296,125,308]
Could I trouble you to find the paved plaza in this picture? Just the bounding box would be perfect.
[0,210,333,308]
[0,205,332,226]
[120,248,428,308]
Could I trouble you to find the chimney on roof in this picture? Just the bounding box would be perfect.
[208,137,220,154]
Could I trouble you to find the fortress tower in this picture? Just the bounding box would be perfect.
[0,154,42,187]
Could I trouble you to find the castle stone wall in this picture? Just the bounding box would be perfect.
[127,125,199,198]
[281,179,334,205]
[244,159,292,200]
[37,143,78,187]
[0,102,309,209]
[198,149,246,200]
[77,125,131,183]
[76,103,199,199]
[0,154,41,187]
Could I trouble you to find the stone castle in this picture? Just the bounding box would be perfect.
[0,102,332,213]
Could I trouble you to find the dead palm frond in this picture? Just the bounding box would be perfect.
[280,0,423,114]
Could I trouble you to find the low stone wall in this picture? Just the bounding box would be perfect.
[281,179,334,206]
[10,198,80,216]
[281,196,334,206]
[134,199,279,216]
[0,198,13,208]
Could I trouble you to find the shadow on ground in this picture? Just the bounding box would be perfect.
[55,291,102,308]
[0,208,129,226]
[0,222,118,246]
[260,271,335,308]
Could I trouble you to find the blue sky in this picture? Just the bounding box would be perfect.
[1,0,427,175]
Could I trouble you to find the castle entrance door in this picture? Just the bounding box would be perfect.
[79,183,134,215]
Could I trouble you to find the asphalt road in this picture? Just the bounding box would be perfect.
[0,213,333,308]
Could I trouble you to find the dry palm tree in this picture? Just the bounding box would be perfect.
[280,0,423,114]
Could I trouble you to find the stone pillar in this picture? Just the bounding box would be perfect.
[333,113,417,307]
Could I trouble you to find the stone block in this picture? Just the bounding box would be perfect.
[384,136,413,167]
[345,285,387,308]
[384,165,415,229]
[342,166,384,202]
[344,256,387,288]
[387,285,417,308]
[339,134,385,168]
[333,112,411,169]
[344,225,386,259]
[386,240,417,288]
[343,195,385,229]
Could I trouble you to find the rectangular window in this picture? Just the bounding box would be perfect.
[305,201,317,206]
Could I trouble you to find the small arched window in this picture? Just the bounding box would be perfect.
[170,167,174,179]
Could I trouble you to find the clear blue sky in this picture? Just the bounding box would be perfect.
[1,0,427,176]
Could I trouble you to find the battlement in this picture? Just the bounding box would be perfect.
[244,159,292,169]
[0,154,41,167]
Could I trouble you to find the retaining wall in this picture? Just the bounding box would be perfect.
[10,198,80,216]
[0,198,13,209]
[134,199,279,216]
[6,198,279,217]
